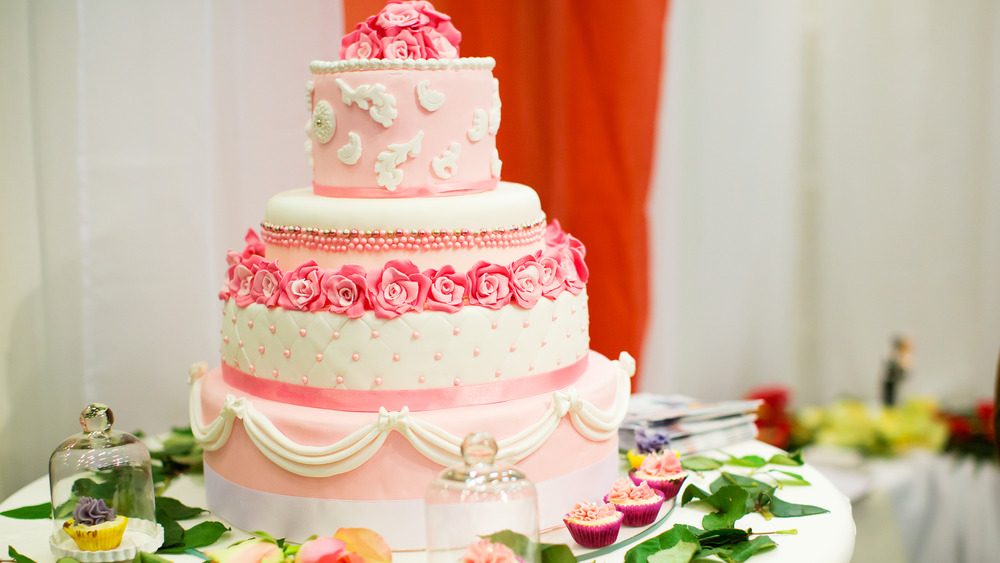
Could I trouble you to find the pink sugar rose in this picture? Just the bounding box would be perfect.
[340,1,461,60]
[380,29,425,60]
[461,539,519,563]
[278,260,328,311]
[341,22,383,60]
[251,260,284,307]
[544,219,570,249]
[367,259,430,319]
[509,255,544,308]
[467,260,512,310]
[243,229,265,257]
[205,539,283,563]
[423,265,469,313]
[322,265,368,318]
[376,1,430,32]
[295,537,361,563]
[535,251,566,298]
[229,255,264,307]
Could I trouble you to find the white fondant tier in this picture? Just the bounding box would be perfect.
[191,350,632,550]
[309,58,499,196]
[219,289,590,392]
[262,182,545,270]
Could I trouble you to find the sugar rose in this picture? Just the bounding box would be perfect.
[367,259,430,318]
[322,265,368,318]
[467,260,512,309]
[278,260,328,312]
[423,265,469,312]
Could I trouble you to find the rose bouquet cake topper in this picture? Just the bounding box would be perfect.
[340,1,462,60]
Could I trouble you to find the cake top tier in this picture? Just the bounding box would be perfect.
[340,0,462,61]
[307,1,501,198]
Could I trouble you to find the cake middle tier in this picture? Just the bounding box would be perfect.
[262,181,546,270]
[220,289,590,398]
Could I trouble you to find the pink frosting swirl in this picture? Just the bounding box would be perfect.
[423,265,469,313]
[367,259,430,318]
[565,501,619,522]
[460,539,519,563]
[340,1,461,60]
[322,265,368,318]
[607,477,659,502]
[639,451,684,477]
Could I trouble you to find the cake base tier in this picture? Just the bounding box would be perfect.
[192,350,633,549]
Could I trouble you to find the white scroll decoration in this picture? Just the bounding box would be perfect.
[467,109,488,142]
[305,80,314,112]
[335,78,397,128]
[416,80,445,112]
[311,100,336,144]
[337,132,363,165]
[431,142,461,179]
[488,78,501,135]
[189,352,634,478]
[374,130,424,191]
[491,148,502,178]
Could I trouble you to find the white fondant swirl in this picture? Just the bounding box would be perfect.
[189,352,633,478]
[491,148,502,178]
[375,131,424,191]
[468,109,488,142]
[489,78,501,135]
[310,57,496,74]
[335,79,398,128]
[416,80,445,112]
[337,132,362,165]
[305,80,314,112]
[311,101,336,144]
[431,142,461,179]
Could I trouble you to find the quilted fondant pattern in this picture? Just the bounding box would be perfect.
[220,290,590,390]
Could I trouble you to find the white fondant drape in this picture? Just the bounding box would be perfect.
[643,0,1000,410]
[0,0,343,497]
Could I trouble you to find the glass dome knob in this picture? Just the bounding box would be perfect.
[80,403,114,434]
[461,432,498,466]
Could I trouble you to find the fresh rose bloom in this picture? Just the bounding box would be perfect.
[205,539,283,563]
[296,537,363,563]
[461,538,519,563]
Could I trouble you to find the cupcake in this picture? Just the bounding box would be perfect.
[603,477,666,526]
[562,501,623,549]
[62,496,128,551]
[630,450,687,500]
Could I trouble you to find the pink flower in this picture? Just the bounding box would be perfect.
[367,259,429,318]
[341,22,383,60]
[559,246,588,295]
[467,261,512,309]
[423,265,469,312]
[461,539,519,563]
[339,1,461,60]
[243,229,265,258]
[205,539,283,563]
[509,255,544,308]
[229,255,264,307]
[380,29,425,60]
[322,265,368,318]
[295,537,361,563]
[535,251,566,298]
[376,1,430,32]
[278,260,327,311]
[544,219,570,248]
[418,28,458,59]
[251,260,284,307]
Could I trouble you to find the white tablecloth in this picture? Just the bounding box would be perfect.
[0,441,854,563]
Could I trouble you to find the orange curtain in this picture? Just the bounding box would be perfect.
[345,1,670,389]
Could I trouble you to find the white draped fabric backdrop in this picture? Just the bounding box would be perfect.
[2,0,999,554]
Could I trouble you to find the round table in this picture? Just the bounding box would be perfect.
[0,440,855,562]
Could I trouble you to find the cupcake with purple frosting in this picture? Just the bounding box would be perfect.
[62,496,128,551]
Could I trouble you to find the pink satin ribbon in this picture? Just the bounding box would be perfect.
[221,358,588,412]
[312,178,498,199]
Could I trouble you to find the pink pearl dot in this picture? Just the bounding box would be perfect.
[272,369,279,378]
[284,349,291,358]
[509,345,516,352]
[491,321,498,329]
[453,378,461,386]
[316,353,323,362]
[269,325,276,333]
[300,328,307,337]
[249,365,255,374]
[234,358,239,366]
[332,331,340,339]
[248,320,254,328]
[371,330,379,338]
[552,315,558,321]
[352,353,360,361]
[393,353,400,362]
[523,320,530,328]
[238,340,244,348]
[570,307,577,314]
[231,316,237,324]
[566,332,572,339]
[374,377,383,386]
[223,336,229,344]
[336,375,344,384]
[473,348,481,356]
[412,330,420,339]
[541,340,547,347]
[259,345,265,354]
[556,359,562,366]
[529,364,534,371]
[302,376,309,385]
[495,370,502,378]
[434,352,442,361]
[453,327,461,336]
[418,376,426,383]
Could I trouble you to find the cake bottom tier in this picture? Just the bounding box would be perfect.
[191,350,633,549]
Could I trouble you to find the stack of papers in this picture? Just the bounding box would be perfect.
[620,393,763,455]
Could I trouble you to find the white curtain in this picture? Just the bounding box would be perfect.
[643,0,1000,409]
[0,0,343,498]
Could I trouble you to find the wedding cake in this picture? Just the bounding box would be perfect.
[188,1,634,549]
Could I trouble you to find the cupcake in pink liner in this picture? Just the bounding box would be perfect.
[630,450,687,500]
[562,501,623,549]
[603,477,666,526]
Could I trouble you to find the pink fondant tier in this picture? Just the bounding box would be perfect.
[191,350,632,549]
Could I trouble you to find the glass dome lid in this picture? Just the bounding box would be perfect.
[48,404,163,559]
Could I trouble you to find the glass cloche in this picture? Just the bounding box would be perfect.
[425,432,539,563]
[49,403,163,560]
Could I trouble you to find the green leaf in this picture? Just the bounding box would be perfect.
[482,530,533,558]
[725,455,767,469]
[540,543,576,563]
[133,551,175,563]
[681,483,710,506]
[624,525,700,563]
[8,546,37,563]
[767,495,829,518]
[726,536,777,561]
[767,451,803,466]
[769,470,810,486]
[696,528,749,548]
[647,540,699,563]
[1,502,51,520]
[711,473,775,513]
[155,507,186,550]
[701,486,750,530]
[181,521,231,550]
[71,477,117,502]
[681,456,723,471]
[57,559,78,563]
[155,496,208,520]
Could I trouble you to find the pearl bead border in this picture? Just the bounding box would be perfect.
[309,57,496,74]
